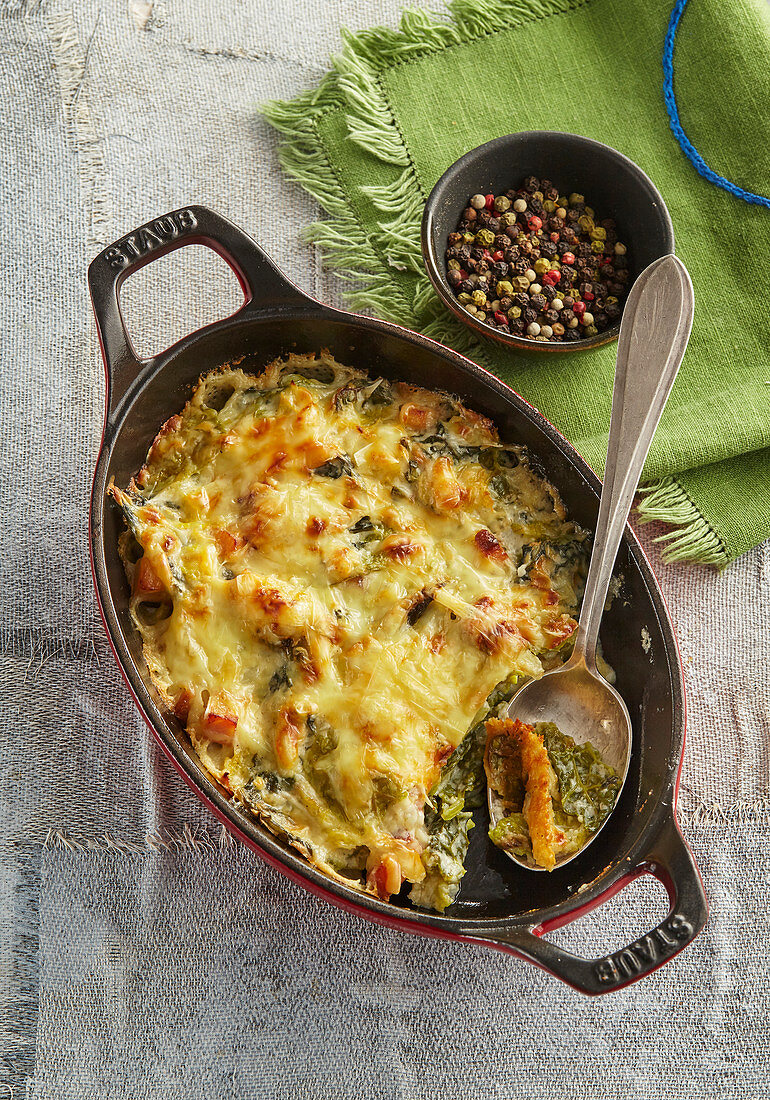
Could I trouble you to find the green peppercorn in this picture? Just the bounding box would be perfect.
[589,226,607,241]
[591,240,606,253]
[447,259,461,271]
[457,292,472,304]
[543,200,556,214]
[583,324,598,336]
[614,242,627,255]
[475,229,495,247]
[533,258,550,275]
[508,305,522,320]
[500,211,518,227]
[472,289,487,307]
[496,280,514,297]
[494,195,511,213]
[578,215,595,232]
[462,232,475,243]
[584,206,595,219]
[568,193,585,206]
[512,275,531,293]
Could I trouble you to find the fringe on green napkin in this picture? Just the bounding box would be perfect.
[264,0,770,565]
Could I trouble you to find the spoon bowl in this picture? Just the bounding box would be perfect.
[488,655,632,871]
[488,253,694,871]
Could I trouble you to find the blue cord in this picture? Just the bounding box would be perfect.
[663,0,770,208]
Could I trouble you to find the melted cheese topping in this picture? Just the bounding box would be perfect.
[112,353,587,905]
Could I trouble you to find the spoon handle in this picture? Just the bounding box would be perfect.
[574,254,694,669]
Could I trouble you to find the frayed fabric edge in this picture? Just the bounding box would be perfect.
[636,477,729,567]
[42,825,240,855]
[683,799,770,827]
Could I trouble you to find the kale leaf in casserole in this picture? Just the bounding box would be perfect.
[111,352,588,911]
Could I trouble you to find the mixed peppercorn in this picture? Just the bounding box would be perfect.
[444,176,629,343]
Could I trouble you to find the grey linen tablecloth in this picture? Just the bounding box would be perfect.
[1,1,769,1096]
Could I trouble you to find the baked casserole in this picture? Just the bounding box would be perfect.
[111,352,588,911]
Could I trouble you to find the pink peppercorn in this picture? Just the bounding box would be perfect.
[485,194,495,209]
[573,300,586,315]
[542,270,560,286]
[583,290,595,301]
[550,232,560,242]
[492,250,505,262]
[561,251,575,265]
[528,216,543,232]
[494,311,509,325]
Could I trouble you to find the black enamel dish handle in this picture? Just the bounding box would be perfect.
[471,812,707,995]
[87,205,315,421]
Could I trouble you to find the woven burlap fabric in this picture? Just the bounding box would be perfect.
[0,1,768,1096]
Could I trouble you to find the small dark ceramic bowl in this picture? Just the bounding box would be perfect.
[421,131,674,353]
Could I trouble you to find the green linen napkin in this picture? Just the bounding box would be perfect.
[264,0,770,565]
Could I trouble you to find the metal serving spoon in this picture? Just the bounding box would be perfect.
[489,254,694,870]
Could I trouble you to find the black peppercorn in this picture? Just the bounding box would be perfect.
[523,307,537,324]
[493,235,508,251]
[523,176,540,193]
[448,269,463,287]
[545,309,560,324]
[459,279,474,294]
[463,207,477,222]
[542,285,557,303]
[491,261,509,279]
[529,294,547,312]
[499,295,513,312]
[528,197,543,215]
[505,223,520,240]
[540,241,557,259]
[561,308,576,324]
